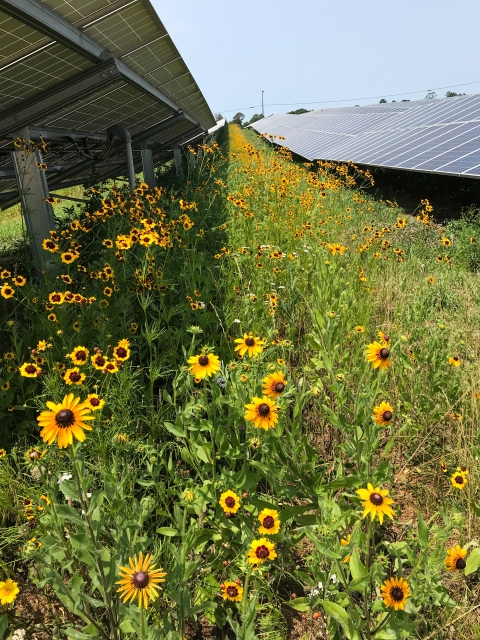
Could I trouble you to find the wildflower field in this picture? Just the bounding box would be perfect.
[1,124,480,639]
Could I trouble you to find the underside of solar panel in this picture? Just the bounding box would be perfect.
[0,0,216,208]
[249,96,480,179]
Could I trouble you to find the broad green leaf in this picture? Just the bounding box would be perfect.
[157,527,180,537]
[417,512,429,546]
[465,547,480,575]
[0,614,8,639]
[322,601,359,640]
[285,597,310,612]
[164,421,185,438]
[119,619,136,633]
[350,548,367,582]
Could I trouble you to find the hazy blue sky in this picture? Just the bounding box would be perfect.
[153,0,480,119]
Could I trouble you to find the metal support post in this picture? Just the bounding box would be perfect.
[173,143,184,180]
[189,151,196,169]
[140,140,156,188]
[12,126,56,275]
[107,123,135,191]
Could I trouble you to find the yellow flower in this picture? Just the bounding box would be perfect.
[104,361,119,374]
[64,367,86,386]
[451,471,467,490]
[113,341,131,361]
[381,577,411,611]
[365,341,391,370]
[0,578,19,604]
[221,581,243,602]
[262,371,287,398]
[244,396,278,431]
[444,545,467,571]
[234,333,265,358]
[247,538,277,566]
[19,362,41,378]
[356,483,395,524]
[25,446,47,464]
[378,331,391,346]
[116,552,166,608]
[0,448,6,458]
[258,508,280,535]
[86,394,105,411]
[1,284,15,299]
[187,352,221,379]
[372,401,393,426]
[37,393,94,448]
[219,490,241,514]
[69,346,89,366]
[355,326,365,333]
[448,356,461,367]
[49,292,65,305]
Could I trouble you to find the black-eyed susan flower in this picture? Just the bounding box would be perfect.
[448,356,461,367]
[366,341,391,370]
[355,325,365,333]
[451,472,467,490]
[445,545,467,571]
[64,367,85,386]
[247,538,277,566]
[244,396,278,431]
[234,333,265,358]
[25,446,47,464]
[19,362,41,377]
[378,331,390,346]
[187,352,220,379]
[220,581,243,602]
[69,346,89,366]
[381,577,411,610]
[250,437,261,449]
[219,490,240,514]
[37,393,93,448]
[258,508,280,535]
[356,483,395,524]
[262,371,287,399]
[0,579,19,605]
[116,552,166,608]
[372,401,393,426]
[86,393,104,411]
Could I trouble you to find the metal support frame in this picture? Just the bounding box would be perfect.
[173,143,184,180]
[107,124,135,190]
[12,126,56,274]
[140,141,155,188]
[189,152,196,169]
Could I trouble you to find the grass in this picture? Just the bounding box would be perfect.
[0,126,480,639]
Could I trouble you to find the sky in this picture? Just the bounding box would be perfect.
[153,0,480,120]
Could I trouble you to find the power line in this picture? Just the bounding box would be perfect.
[218,79,480,114]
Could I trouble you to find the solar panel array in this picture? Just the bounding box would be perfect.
[250,95,480,178]
[0,0,215,207]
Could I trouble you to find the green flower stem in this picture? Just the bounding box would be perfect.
[241,568,252,640]
[70,445,119,640]
[371,610,392,636]
[140,606,145,640]
[364,518,374,640]
[178,506,188,637]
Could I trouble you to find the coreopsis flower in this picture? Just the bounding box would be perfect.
[372,401,393,426]
[42,239,58,252]
[116,552,166,608]
[381,577,411,610]
[1,284,15,299]
[262,371,287,399]
[91,354,107,370]
[247,538,277,566]
[104,361,119,374]
[448,356,461,367]
[219,490,240,514]
[13,275,26,286]
[113,339,130,361]
[49,292,65,305]
[0,579,19,604]
[64,367,86,385]
[221,581,243,602]
[451,471,467,490]
[69,346,89,366]
[187,352,220,379]
[257,509,280,535]
[234,333,265,358]
[445,545,467,571]
[355,326,365,333]
[365,341,391,370]
[37,393,93,448]
[244,396,278,431]
[356,483,395,524]
[19,362,41,378]
[86,394,104,411]
[0,449,6,458]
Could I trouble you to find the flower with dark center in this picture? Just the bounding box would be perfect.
[114,342,131,361]
[366,341,392,370]
[37,393,93,448]
[117,552,166,608]
[247,538,277,566]
[70,346,89,365]
[356,483,395,524]
[187,352,220,379]
[234,333,265,358]
[19,363,40,378]
[381,577,411,610]
[65,367,85,385]
[451,472,467,489]
[263,370,288,399]
[372,401,394,426]
[219,490,240,514]
[258,508,281,535]
[221,581,243,601]
[245,396,279,431]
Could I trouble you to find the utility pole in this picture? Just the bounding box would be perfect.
[262,90,264,116]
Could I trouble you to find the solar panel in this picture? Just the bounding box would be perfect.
[250,95,480,178]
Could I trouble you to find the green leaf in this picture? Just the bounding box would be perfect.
[164,421,185,438]
[279,504,314,523]
[321,601,359,640]
[285,597,311,612]
[0,614,8,639]
[156,527,179,537]
[323,475,361,491]
[119,619,136,633]
[195,444,211,464]
[305,531,341,559]
[465,547,480,575]
[417,512,429,547]
[350,548,367,582]
[63,628,97,639]
[55,504,85,526]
